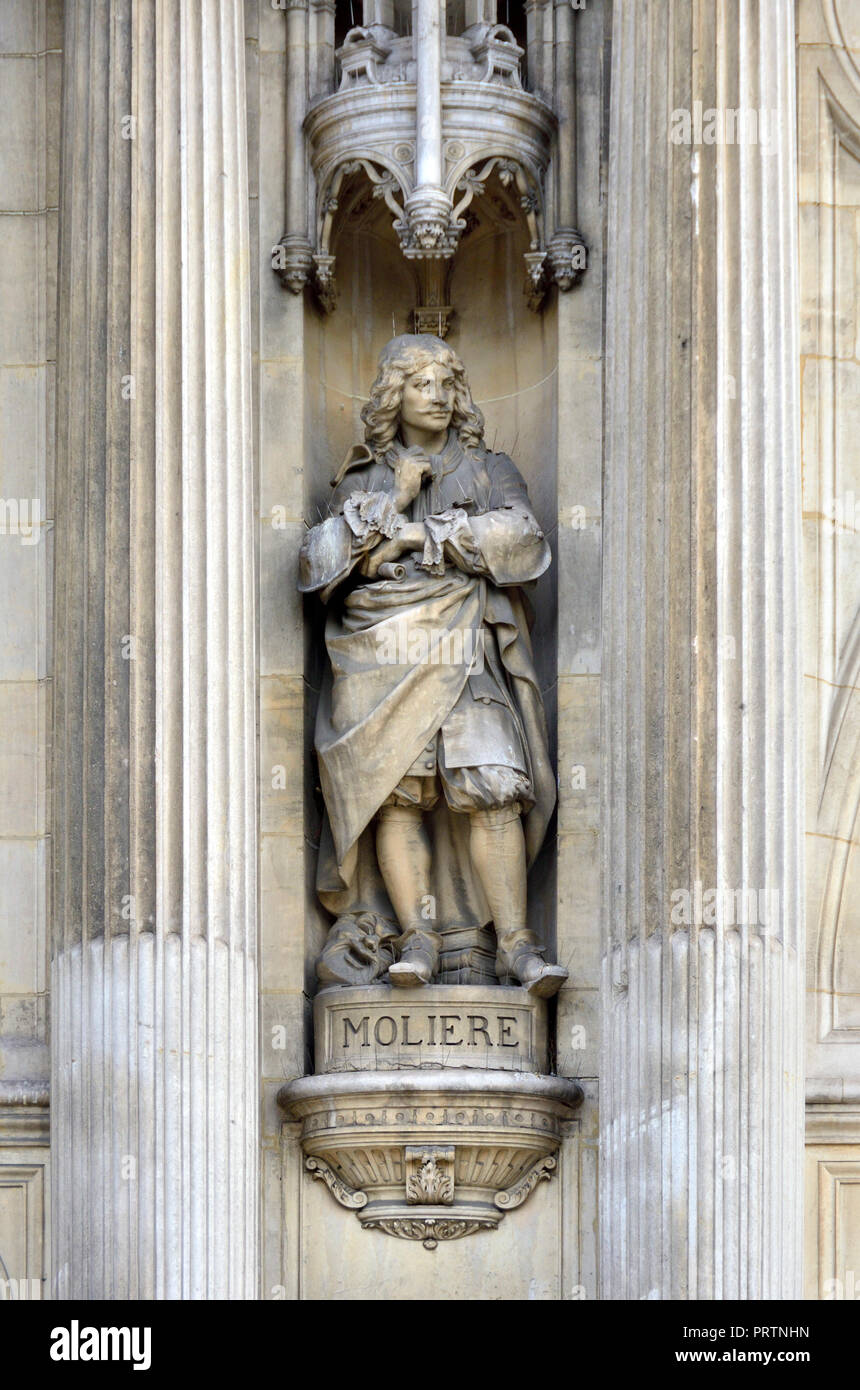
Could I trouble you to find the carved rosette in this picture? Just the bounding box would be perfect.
[279,1068,582,1249]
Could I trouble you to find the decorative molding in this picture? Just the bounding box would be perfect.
[363,1217,496,1250]
[0,1083,49,1109]
[807,1078,860,1105]
[0,1084,49,1147]
[404,1146,454,1205]
[0,1159,47,1294]
[306,1156,368,1210]
[814,1155,860,1300]
[274,20,589,315]
[494,1152,556,1209]
[806,1106,860,1146]
[283,1068,580,1247]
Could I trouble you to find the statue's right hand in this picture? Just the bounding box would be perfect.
[392,448,432,509]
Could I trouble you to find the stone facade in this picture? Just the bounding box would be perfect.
[0,0,856,1302]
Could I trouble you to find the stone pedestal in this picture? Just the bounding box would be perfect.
[281,986,580,1250]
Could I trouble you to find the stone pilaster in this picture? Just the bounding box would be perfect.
[52,0,258,1299]
[600,0,803,1299]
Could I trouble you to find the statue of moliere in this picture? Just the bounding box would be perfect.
[299,334,568,998]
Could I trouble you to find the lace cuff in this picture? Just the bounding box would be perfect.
[342,490,403,543]
[418,508,472,577]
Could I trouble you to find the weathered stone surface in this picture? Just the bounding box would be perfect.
[601,0,804,1300]
[50,0,258,1300]
[280,1067,581,1251]
[315,985,547,1074]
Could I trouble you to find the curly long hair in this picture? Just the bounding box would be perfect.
[360,335,485,456]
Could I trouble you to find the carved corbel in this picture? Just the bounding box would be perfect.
[523,251,549,311]
[306,1156,368,1210]
[274,234,315,295]
[494,1153,558,1210]
[546,226,588,291]
[282,1055,582,1250]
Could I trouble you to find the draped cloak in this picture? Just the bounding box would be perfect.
[298,431,556,936]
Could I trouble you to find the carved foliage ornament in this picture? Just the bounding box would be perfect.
[363,1218,496,1251]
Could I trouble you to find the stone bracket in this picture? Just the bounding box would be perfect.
[306,1156,368,1210]
[494,1152,557,1210]
[282,1066,582,1250]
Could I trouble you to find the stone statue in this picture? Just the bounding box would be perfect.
[299,334,568,998]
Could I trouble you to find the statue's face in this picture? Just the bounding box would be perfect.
[399,360,455,437]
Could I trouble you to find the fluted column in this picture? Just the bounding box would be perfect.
[52,0,258,1300]
[601,0,803,1299]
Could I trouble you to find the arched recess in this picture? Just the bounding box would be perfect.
[301,170,560,974]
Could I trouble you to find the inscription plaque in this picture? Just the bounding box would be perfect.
[315,985,547,1075]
